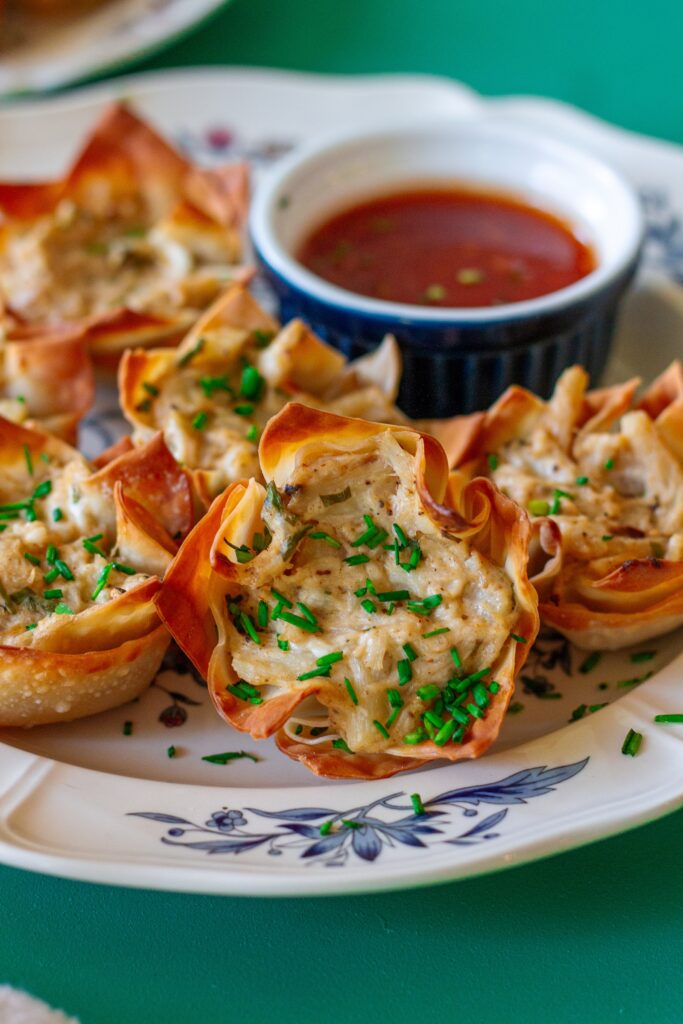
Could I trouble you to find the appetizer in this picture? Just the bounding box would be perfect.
[0,324,93,441]
[119,284,407,505]
[156,403,538,779]
[0,103,249,363]
[435,362,683,649]
[0,417,193,726]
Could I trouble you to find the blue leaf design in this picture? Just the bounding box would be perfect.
[128,812,193,825]
[352,826,383,862]
[457,809,508,838]
[301,830,349,859]
[433,758,588,807]
[281,823,323,839]
[376,826,427,848]
[246,806,336,822]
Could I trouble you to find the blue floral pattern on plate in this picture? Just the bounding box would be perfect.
[129,758,588,866]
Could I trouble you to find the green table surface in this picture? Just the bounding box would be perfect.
[2,3,683,1021]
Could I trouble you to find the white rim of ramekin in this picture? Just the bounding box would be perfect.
[250,118,644,325]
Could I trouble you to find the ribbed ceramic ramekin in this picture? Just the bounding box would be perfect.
[251,119,643,418]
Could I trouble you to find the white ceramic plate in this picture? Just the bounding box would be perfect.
[0,69,682,896]
[0,0,231,98]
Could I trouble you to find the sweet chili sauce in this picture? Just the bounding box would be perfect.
[297,186,596,308]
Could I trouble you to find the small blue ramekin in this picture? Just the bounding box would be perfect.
[250,119,644,418]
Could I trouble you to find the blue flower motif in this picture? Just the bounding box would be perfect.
[130,758,589,867]
[207,810,247,832]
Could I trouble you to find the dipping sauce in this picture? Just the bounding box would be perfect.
[297,187,596,308]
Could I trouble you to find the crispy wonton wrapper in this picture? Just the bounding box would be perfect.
[156,403,538,780]
[119,284,407,507]
[0,417,193,726]
[432,362,683,649]
[0,103,249,364]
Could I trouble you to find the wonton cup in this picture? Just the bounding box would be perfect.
[119,284,406,507]
[0,103,249,365]
[0,418,193,726]
[433,362,683,650]
[156,403,538,780]
[0,324,94,442]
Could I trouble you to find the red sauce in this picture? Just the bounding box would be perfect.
[297,187,596,308]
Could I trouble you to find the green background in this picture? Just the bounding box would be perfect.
[3,2,683,1021]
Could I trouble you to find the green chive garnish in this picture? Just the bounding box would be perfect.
[177,337,205,367]
[92,563,113,599]
[239,612,260,644]
[23,444,33,475]
[319,820,333,835]
[487,453,499,470]
[602,535,613,542]
[257,600,268,628]
[309,530,341,549]
[579,652,601,674]
[199,375,232,398]
[450,646,462,669]
[621,728,642,756]
[575,476,589,486]
[202,751,259,765]
[373,720,390,739]
[397,659,412,686]
[423,627,449,638]
[344,554,369,566]
[604,458,615,471]
[417,684,441,701]
[296,601,317,626]
[275,610,319,633]
[25,623,37,630]
[55,559,73,581]
[32,480,52,500]
[321,486,352,507]
[344,677,358,705]
[410,793,426,815]
[654,714,683,724]
[44,588,63,599]
[296,667,331,681]
[123,721,133,736]
[434,719,457,746]
[511,633,527,644]
[360,598,376,614]
[233,403,254,417]
[403,643,417,662]
[393,523,409,548]
[143,382,159,397]
[528,499,550,516]
[631,651,656,663]
[23,552,40,566]
[317,651,343,666]
[332,738,353,754]
[52,508,63,522]
[246,424,259,443]
[277,637,289,651]
[192,411,208,430]
[376,590,409,602]
[167,745,176,758]
[240,365,265,400]
[54,603,74,615]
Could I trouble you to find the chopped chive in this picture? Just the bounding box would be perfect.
[295,725,303,735]
[277,636,289,651]
[376,590,409,602]
[309,530,341,549]
[239,612,261,644]
[654,714,683,723]
[602,535,613,542]
[123,721,133,736]
[270,588,292,608]
[47,544,58,563]
[588,703,607,713]
[143,382,159,397]
[473,682,490,708]
[276,610,319,633]
[54,603,74,615]
[31,480,52,500]
[621,728,642,756]
[570,704,588,722]
[403,727,427,745]
[407,594,442,616]
[631,650,656,663]
[43,588,63,599]
[617,672,653,688]
[177,337,205,367]
[467,703,484,720]
[317,651,343,666]
[488,681,500,694]
[344,677,358,705]
[92,563,113,599]
[579,652,601,674]
[332,738,353,754]
[52,508,63,523]
[55,559,73,581]
[528,499,550,516]
[253,329,274,348]
[393,523,409,548]
[508,702,524,715]
[386,602,395,616]
[424,709,444,729]
[25,623,37,630]
[202,750,259,765]
[246,425,259,443]
[511,633,527,644]
[403,643,417,662]
[257,600,269,628]
[112,563,135,575]
[24,505,36,522]
[344,553,369,566]
[361,598,376,614]
[321,486,352,507]
[373,719,390,739]
[227,683,262,704]
[417,684,441,701]
[434,719,457,746]
[23,444,33,475]
[450,706,470,725]
[192,410,208,430]
[167,745,176,758]
[387,688,403,709]
[296,601,317,626]
[199,375,232,398]
[23,552,40,566]
[83,538,107,558]
[233,404,255,417]
[240,365,265,400]
[319,820,333,835]
[450,646,462,669]
[397,659,412,686]
[423,627,449,638]
[486,453,499,471]
[354,585,368,597]
[43,568,59,584]
[410,793,426,815]
[604,458,615,471]
[575,475,589,486]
